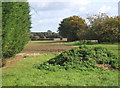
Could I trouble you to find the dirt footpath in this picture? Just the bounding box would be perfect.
[21,41,74,55]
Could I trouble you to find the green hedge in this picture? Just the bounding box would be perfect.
[31,38,54,41]
[2,2,31,58]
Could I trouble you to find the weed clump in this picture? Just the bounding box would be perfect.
[35,45,119,71]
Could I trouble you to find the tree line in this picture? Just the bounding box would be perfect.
[58,13,119,43]
[30,30,61,40]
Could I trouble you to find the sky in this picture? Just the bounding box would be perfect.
[28,0,120,32]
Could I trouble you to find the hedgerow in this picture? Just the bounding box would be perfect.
[2,2,31,58]
[1,2,31,67]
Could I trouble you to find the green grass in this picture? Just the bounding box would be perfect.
[86,44,119,57]
[2,53,119,86]
[62,41,119,55]
[60,41,85,46]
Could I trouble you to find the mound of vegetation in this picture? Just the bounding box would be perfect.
[35,46,119,71]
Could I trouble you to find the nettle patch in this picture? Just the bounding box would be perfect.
[34,45,119,71]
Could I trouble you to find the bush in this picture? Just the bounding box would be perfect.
[2,2,31,58]
[2,2,31,67]
[35,45,119,71]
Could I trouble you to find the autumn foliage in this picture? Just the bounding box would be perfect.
[58,14,119,43]
[58,16,87,41]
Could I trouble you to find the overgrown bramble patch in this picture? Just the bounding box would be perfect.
[34,45,119,71]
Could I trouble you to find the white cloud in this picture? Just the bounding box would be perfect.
[38,18,61,24]
[98,5,118,16]
[70,0,90,6]
[98,5,111,13]
[28,0,88,3]
[28,0,119,3]
[29,2,48,8]
[28,0,91,5]
[79,7,86,11]
[102,0,119,2]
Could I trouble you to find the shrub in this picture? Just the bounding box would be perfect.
[2,2,31,66]
[35,45,119,71]
[2,2,31,58]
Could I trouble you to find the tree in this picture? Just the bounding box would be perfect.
[2,2,31,58]
[47,30,52,38]
[34,36,40,40]
[39,33,45,38]
[58,16,87,41]
[99,16,119,42]
[86,13,107,40]
[47,30,52,33]
[87,13,119,43]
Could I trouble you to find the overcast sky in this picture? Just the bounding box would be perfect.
[28,0,119,32]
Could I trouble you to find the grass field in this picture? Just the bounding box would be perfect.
[2,54,119,86]
[62,41,119,55]
[2,40,119,86]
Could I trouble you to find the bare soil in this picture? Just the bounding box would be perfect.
[96,64,119,71]
[4,55,25,67]
[21,41,73,54]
